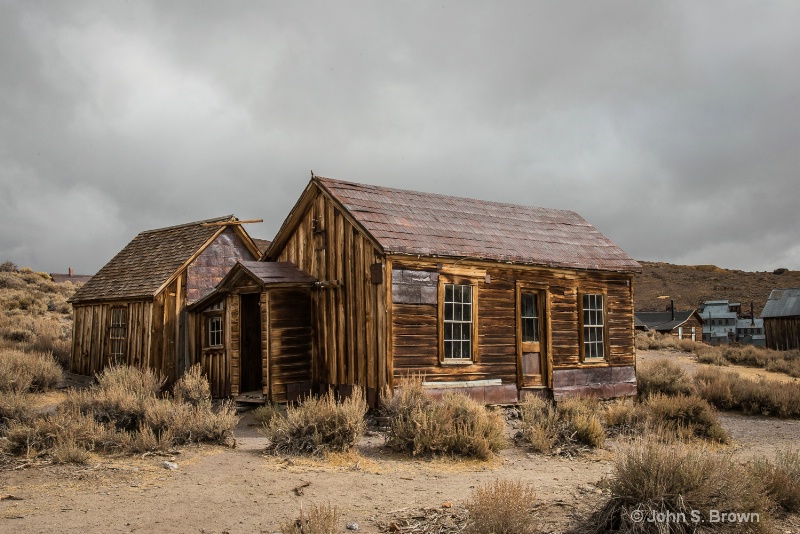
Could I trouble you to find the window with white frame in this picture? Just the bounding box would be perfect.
[109,306,127,362]
[582,293,605,360]
[207,316,223,347]
[443,283,473,360]
[204,301,224,348]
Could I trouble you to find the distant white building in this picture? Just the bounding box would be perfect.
[698,300,738,345]
[736,318,766,347]
[699,300,765,346]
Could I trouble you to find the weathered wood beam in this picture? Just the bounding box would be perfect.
[201,219,263,226]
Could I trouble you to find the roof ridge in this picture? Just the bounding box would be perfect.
[138,215,235,235]
[314,176,578,216]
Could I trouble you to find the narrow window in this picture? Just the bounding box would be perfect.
[208,316,223,347]
[521,292,540,343]
[204,301,224,348]
[582,293,605,360]
[443,283,473,360]
[109,306,127,362]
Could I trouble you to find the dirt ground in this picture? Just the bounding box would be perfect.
[3,350,800,533]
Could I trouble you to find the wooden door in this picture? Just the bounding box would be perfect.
[517,286,548,388]
[239,293,263,393]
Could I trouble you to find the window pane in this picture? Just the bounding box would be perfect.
[443,283,473,359]
[463,340,471,358]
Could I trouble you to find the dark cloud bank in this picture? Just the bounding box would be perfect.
[2,1,799,274]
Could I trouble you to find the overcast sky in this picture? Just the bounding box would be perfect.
[2,1,799,274]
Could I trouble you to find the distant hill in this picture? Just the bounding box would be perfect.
[634,261,800,316]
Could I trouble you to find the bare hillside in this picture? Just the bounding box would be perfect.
[634,261,800,314]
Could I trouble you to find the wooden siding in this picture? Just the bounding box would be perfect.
[273,191,387,400]
[268,287,313,402]
[764,317,800,350]
[389,258,635,387]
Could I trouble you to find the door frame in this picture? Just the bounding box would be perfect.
[238,291,263,394]
[515,281,552,389]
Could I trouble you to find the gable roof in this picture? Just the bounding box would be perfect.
[188,261,317,311]
[270,177,640,272]
[634,310,704,332]
[70,216,256,303]
[762,288,800,318]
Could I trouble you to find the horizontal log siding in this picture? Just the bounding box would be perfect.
[390,258,635,385]
[274,191,387,397]
[268,288,313,402]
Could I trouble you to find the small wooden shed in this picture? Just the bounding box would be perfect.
[265,176,642,404]
[187,261,316,399]
[762,288,800,350]
[68,216,260,382]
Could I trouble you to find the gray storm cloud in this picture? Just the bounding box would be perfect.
[1,1,799,273]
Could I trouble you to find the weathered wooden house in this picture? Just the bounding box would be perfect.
[68,216,261,382]
[257,176,641,404]
[761,288,800,350]
[187,261,316,399]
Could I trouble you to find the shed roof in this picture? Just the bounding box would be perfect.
[311,177,640,272]
[634,310,703,332]
[70,216,242,303]
[188,261,317,311]
[237,261,317,285]
[761,288,800,318]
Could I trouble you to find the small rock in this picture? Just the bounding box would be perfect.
[346,522,359,531]
[162,461,179,470]
[441,501,452,508]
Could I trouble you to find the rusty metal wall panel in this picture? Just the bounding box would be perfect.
[186,227,257,303]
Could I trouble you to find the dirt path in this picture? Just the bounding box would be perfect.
[3,350,800,533]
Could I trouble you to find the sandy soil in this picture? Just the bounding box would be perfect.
[3,350,800,533]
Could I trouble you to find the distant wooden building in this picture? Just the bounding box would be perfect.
[68,216,260,382]
[634,308,704,341]
[761,288,800,350]
[256,176,641,404]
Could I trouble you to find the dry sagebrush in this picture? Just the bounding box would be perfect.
[465,479,538,534]
[265,389,367,456]
[383,377,506,459]
[580,439,772,534]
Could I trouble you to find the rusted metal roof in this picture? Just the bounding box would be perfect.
[238,261,316,285]
[762,288,800,318]
[69,216,236,303]
[316,177,641,272]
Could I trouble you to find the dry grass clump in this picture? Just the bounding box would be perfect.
[2,407,117,462]
[172,364,211,407]
[579,439,772,533]
[280,502,339,534]
[644,393,727,443]
[695,345,729,366]
[465,479,537,534]
[752,449,800,513]
[265,389,367,456]
[0,349,62,393]
[694,368,800,418]
[636,359,694,398]
[0,390,37,429]
[251,403,283,426]
[15,365,239,459]
[519,394,604,454]
[382,378,506,459]
[602,398,648,436]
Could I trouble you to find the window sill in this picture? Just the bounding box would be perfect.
[440,359,474,366]
[580,359,608,366]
